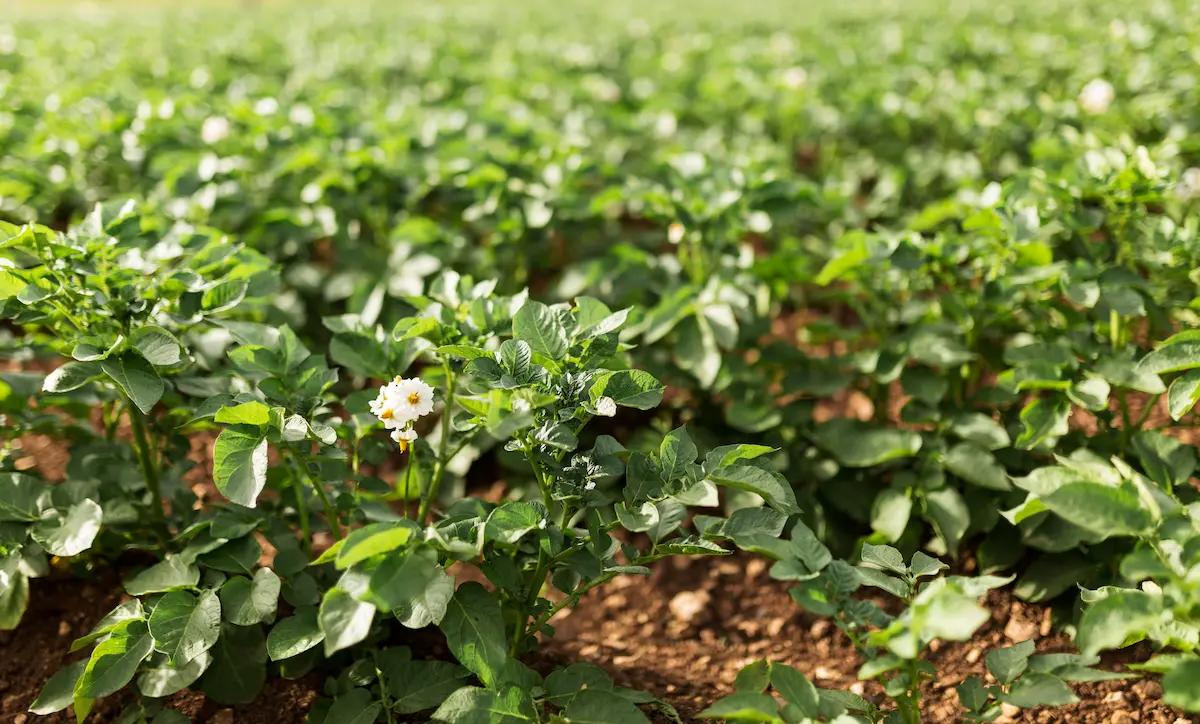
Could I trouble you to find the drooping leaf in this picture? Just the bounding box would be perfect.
[438,583,509,688]
[200,623,267,705]
[369,546,454,628]
[31,498,103,556]
[811,419,922,467]
[101,352,164,414]
[220,568,280,626]
[137,650,212,698]
[319,587,376,656]
[589,370,665,410]
[213,427,269,508]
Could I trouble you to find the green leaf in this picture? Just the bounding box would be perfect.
[0,566,28,630]
[815,231,870,286]
[101,352,164,414]
[1041,483,1153,538]
[331,332,389,379]
[202,278,249,313]
[387,659,472,714]
[1167,369,1200,421]
[943,443,1011,490]
[704,444,776,472]
[1132,430,1196,489]
[137,650,212,697]
[336,522,415,569]
[1014,398,1070,450]
[947,412,1011,450]
[439,583,509,688]
[30,660,87,714]
[1138,340,1200,375]
[74,619,155,699]
[514,301,569,361]
[986,640,1036,685]
[484,503,546,546]
[1095,356,1166,394]
[213,427,269,508]
[659,426,698,482]
[653,536,731,556]
[615,501,659,533]
[870,488,912,543]
[769,663,819,716]
[1002,672,1079,707]
[1077,589,1162,658]
[707,465,799,514]
[0,472,46,522]
[734,660,771,693]
[860,543,906,575]
[909,552,947,579]
[696,692,782,722]
[1067,377,1111,412]
[327,688,383,724]
[564,690,652,724]
[42,361,103,393]
[131,326,182,366]
[1162,659,1200,710]
[31,498,103,556]
[925,486,970,553]
[430,686,538,723]
[369,546,454,627]
[125,556,200,596]
[590,370,665,410]
[220,568,280,626]
[70,600,145,652]
[200,623,266,705]
[319,587,376,656]
[811,419,922,467]
[148,589,223,666]
[957,676,989,713]
[267,608,324,661]
[198,535,262,574]
[214,401,271,426]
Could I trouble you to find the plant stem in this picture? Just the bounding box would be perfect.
[903,657,922,723]
[418,362,456,524]
[1133,393,1162,432]
[294,450,342,540]
[127,398,168,541]
[1118,390,1133,447]
[373,651,396,724]
[1110,309,1121,351]
[285,456,313,552]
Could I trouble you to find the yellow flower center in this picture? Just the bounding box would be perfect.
[393,375,405,384]
[398,438,409,452]
[407,392,422,405]
[380,408,393,420]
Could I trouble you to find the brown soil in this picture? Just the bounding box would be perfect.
[2,556,1188,724]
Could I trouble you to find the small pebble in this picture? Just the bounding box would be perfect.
[668,590,710,624]
[966,648,981,664]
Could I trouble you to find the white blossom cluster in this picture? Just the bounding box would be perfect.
[370,376,436,451]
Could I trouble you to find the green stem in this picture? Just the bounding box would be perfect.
[285,456,313,553]
[418,362,456,524]
[903,657,922,723]
[373,651,396,724]
[526,569,619,639]
[1133,393,1162,432]
[295,451,342,540]
[127,398,168,541]
[1110,309,1121,351]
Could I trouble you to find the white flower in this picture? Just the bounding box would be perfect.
[583,481,596,491]
[1177,167,1200,201]
[254,97,279,116]
[393,377,436,419]
[201,116,230,144]
[537,519,547,530]
[781,66,808,90]
[289,104,315,127]
[371,376,436,431]
[391,427,418,452]
[1078,79,1114,115]
[667,223,685,245]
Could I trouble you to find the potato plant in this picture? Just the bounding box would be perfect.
[4,0,1200,720]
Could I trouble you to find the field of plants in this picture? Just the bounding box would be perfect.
[3,0,1200,721]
